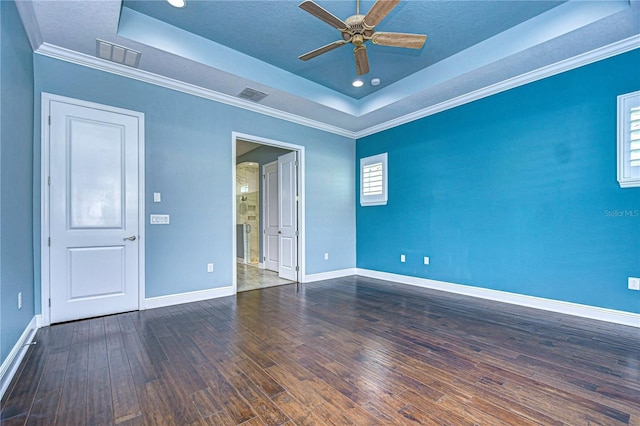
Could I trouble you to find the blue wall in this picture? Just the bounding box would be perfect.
[0,1,35,363]
[357,50,640,314]
[33,55,356,304]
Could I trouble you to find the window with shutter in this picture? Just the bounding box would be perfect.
[618,91,640,188]
[360,153,388,206]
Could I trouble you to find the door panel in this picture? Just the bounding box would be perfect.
[49,100,140,324]
[263,161,279,272]
[278,152,298,281]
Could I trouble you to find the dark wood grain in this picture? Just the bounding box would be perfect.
[2,276,639,425]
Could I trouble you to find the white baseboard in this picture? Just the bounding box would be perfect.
[1,316,39,400]
[144,286,235,310]
[304,268,357,283]
[356,269,640,328]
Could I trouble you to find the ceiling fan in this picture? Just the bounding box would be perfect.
[298,0,427,76]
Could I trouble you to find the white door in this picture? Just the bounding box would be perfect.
[263,161,279,272]
[48,100,141,324]
[278,152,298,281]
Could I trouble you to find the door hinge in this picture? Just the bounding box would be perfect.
[295,266,299,272]
[48,237,51,247]
[48,116,51,125]
[295,160,298,167]
[48,176,51,186]
[295,231,299,236]
[48,298,51,307]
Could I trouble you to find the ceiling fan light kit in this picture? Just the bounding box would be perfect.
[298,0,427,76]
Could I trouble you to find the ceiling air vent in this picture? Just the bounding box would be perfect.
[237,87,268,103]
[96,39,141,68]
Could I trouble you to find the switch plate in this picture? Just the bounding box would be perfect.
[400,254,406,263]
[324,253,329,260]
[18,292,22,309]
[424,256,430,265]
[153,192,161,203]
[150,214,170,224]
[629,277,640,291]
[207,263,214,273]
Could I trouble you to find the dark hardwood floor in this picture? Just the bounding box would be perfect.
[2,276,639,425]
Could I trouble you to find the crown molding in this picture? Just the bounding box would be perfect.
[34,35,639,141]
[355,35,640,138]
[35,43,357,139]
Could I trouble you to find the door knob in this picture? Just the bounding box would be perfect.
[278,230,282,234]
[123,235,137,241]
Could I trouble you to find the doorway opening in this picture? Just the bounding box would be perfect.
[232,132,304,293]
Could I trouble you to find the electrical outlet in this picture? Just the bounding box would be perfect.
[423,256,430,265]
[18,292,22,309]
[629,277,640,291]
[324,253,329,260]
[400,254,406,263]
[153,192,161,203]
[207,263,214,273]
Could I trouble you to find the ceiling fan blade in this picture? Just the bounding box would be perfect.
[371,32,427,49]
[299,1,348,30]
[354,45,369,76]
[363,0,400,28]
[299,40,348,61]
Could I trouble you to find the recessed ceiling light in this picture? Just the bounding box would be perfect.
[352,80,364,88]
[371,78,381,86]
[167,0,186,8]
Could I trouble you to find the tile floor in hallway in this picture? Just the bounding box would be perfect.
[237,262,295,292]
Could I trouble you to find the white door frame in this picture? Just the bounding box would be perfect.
[232,132,305,292]
[40,93,146,327]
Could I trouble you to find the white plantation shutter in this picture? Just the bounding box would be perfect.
[630,106,640,168]
[618,91,640,188]
[363,162,383,196]
[360,153,387,206]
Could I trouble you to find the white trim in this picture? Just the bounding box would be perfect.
[144,286,235,310]
[40,93,146,326]
[31,37,640,140]
[0,316,39,400]
[232,132,306,290]
[356,269,640,328]
[35,43,355,139]
[303,268,357,283]
[360,153,388,206]
[355,36,640,138]
[617,90,640,188]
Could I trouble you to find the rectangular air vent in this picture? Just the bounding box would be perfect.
[237,87,268,103]
[96,39,141,68]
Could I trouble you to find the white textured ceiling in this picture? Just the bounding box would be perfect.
[16,0,640,138]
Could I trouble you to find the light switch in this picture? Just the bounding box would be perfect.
[153,192,161,203]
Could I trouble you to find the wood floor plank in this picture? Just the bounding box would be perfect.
[56,342,89,424]
[4,276,639,425]
[86,367,114,425]
[108,345,142,423]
